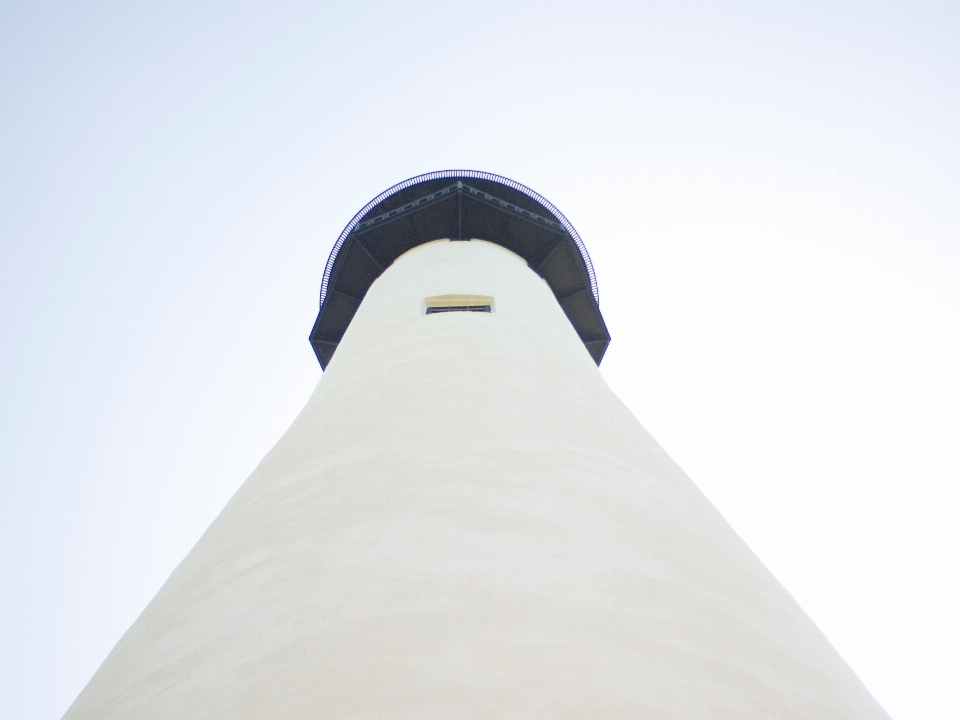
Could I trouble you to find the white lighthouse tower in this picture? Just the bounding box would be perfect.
[65,171,889,719]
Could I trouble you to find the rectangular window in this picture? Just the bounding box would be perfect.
[425,305,491,314]
[424,294,494,315]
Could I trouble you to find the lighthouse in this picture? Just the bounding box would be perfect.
[65,171,888,719]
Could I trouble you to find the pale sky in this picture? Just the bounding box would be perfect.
[2,2,959,719]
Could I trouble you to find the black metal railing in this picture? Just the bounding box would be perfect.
[319,170,599,308]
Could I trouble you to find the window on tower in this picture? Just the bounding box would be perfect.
[424,294,494,314]
[426,305,491,314]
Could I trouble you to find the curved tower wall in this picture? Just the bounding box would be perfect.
[65,239,888,719]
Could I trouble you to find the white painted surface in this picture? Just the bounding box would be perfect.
[64,240,888,719]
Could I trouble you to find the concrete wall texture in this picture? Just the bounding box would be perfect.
[64,239,890,719]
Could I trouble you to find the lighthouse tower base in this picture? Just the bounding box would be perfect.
[65,240,888,720]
